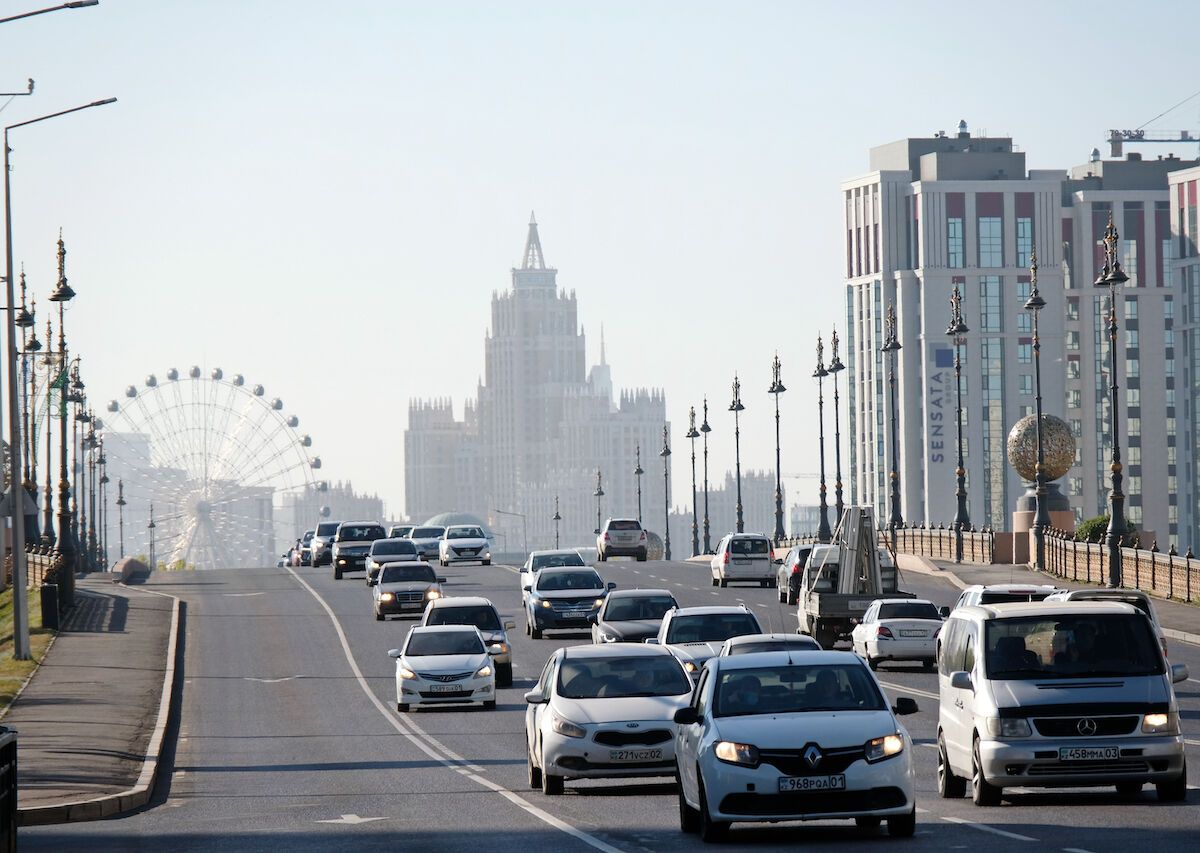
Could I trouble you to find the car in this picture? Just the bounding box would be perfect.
[438,524,492,567]
[951,583,1062,611]
[299,530,315,565]
[524,566,615,639]
[421,596,516,687]
[366,538,420,585]
[936,600,1189,805]
[850,598,942,671]
[372,562,444,620]
[407,526,446,561]
[332,521,387,579]
[711,533,776,588]
[649,605,763,679]
[310,520,341,567]
[520,550,588,597]
[596,518,648,561]
[589,588,679,643]
[524,643,693,795]
[674,649,919,841]
[718,633,822,656]
[776,544,814,605]
[1044,587,1168,658]
[388,625,501,712]
[388,524,414,539]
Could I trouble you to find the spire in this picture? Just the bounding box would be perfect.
[600,324,607,366]
[522,210,546,270]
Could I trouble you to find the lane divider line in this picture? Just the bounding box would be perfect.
[283,565,626,853]
[939,815,1036,842]
[876,680,940,701]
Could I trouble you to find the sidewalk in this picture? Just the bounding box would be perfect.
[2,574,179,824]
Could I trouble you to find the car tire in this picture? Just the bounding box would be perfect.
[937,732,967,798]
[786,585,798,606]
[854,816,881,833]
[678,773,700,833]
[483,700,497,710]
[497,662,513,688]
[334,568,342,580]
[374,610,384,622]
[711,576,718,587]
[531,623,543,640]
[887,806,916,838]
[541,767,564,795]
[719,579,728,588]
[697,773,727,843]
[777,586,786,603]
[972,738,1002,806]
[527,744,542,789]
[1156,759,1188,802]
[637,550,647,562]
[597,550,607,562]
[397,702,409,713]
[483,559,491,566]
[867,656,879,671]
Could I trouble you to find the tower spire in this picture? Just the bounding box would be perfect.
[522,211,546,270]
[600,324,607,366]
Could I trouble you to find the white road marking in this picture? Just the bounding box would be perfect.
[316,814,387,825]
[710,592,720,596]
[1064,848,1099,853]
[244,676,304,684]
[283,565,627,853]
[939,815,1035,842]
[223,592,265,597]
[1184,738,1200,746]
[919,742,938,749]
[876,680,940,701]
[1188,678,1200,684]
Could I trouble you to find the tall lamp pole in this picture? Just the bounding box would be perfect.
[685,407,700,556]
[1025,248,1051,571]
[947,283,971,563]
[491,508,528,557]
[66,361,84,573]
[768,353,787,543]
[593,469,604,535]
[1098,214,1129,587]
[729,375,745,534]
[882,305,904,539]
[99,436,108,569]
[828,330,846,524]
[633,444,643,524]
[116,479,125,559]
[700,398,712,553]
[659,424,671,561]
[18,290,40,545]
[552,497,561,549]
[148,503,156,570]
[50,231,76,603]
[40,318,55,547]
[814,338,831,542]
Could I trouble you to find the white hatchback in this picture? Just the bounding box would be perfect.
[389,625,501,712]
[850,599,943,671]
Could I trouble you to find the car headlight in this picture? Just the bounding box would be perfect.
[540,599,553,608]
[865,733,905,762]
[985,717,1031,738]
[492,642,510,654]
[475,664,493,678]
[593,598,605,608]
[484,551,491,559]
[551,712,586,738]
[714,741,759,766]
[427,589,441,600]
[398,666,416,680]
[379,592,395,601]
[1142,712,1180,734]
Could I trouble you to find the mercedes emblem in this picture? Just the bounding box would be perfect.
[1076,718,1098,736]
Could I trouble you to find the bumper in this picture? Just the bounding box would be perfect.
[866,639,935,661]
[335,554,368,571]
[601,544,646,557]
[714,563,773,581]
[531,609,599,629]
[376,597,433,616]
[543,727,678,781]
[978,735,1186,787]
[442,549,491,563]
[398,675,494,707]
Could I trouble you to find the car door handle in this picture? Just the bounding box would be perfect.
[954,699,964,709]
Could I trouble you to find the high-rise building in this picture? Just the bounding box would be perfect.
[1170,164,1200,550]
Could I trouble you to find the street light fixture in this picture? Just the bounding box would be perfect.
[659,424,671,561]
[685,407,700,557]
[814,338,831,543]
[633,444,643,524]
[1024,248,1051,572]
[593,469,604,536]
[947,282,971,564]
[552,496,561,549]
[700,398,712,553]
[768,353,786,543]
[828,330,846,524]
[882,305,904,540]
[729,375,745,534]
[1097,214,1129,587]
[491,507,528,557]
[0,2,99,26]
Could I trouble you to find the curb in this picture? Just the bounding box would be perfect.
[17,586,183,826]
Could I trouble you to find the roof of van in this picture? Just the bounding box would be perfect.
[964,600,1138,619]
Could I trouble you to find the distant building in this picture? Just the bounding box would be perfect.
[1170,165,1200,549]
[789,503,821,537]
[278,481,385,541]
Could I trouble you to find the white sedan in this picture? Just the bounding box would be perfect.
[849,599,943,671]
[438,525,492,566]
[524,643,692,795]
[674,650,918,842]
[389,625,501,712]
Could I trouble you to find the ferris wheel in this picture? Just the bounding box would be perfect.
[102,366,324,571]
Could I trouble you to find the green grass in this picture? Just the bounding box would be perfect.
[0,586,55,715]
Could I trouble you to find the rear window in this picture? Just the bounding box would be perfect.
[878,602,941,620]
[372,539,417,556]
[427,605,501,631]
[339,525,385,541]
[665,613,761,644]
[607,520,642,531]
[730,538,770,556]
[603,594,677,621]
[728,637,821,655]
[411,527,444,538]
[979,590,1055,605]
[381,564,437,584]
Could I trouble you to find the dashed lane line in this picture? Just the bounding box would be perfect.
[283,565,626,853]
[939,815,1036,842]
[876,680,940,701]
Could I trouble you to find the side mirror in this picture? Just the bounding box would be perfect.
[438,577,447,583]
[938,606,951,619]
[487,644,504,656]
[1171,663,1190,683]
[524,691,547,705]
[644,638,659,645]
[949,671,973,691]
[586,613,598,624]
[773,558,783,565]
[607,581,617,590]
[504,621,516,630]
[522,584,531,593]
[387,648,402,658]
[892,697,919,716]
[673,707,700,725]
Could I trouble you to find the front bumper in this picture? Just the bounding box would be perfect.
[398,673,494,707]
[866,639,935,661]
[335,552,368,571]
[543,721,678,780]
[376,593,437,616]
[442,547,491,563]
[531,608,599,629]
[978,734,1185,787]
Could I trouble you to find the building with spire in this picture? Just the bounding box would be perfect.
[405,215,668,549]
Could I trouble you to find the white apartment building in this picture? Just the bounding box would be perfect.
[1170,165,1200,551]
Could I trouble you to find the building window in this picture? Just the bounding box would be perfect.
[1069,477,1083,496]
[1017,217,1033,268]
[948,218,964,268]
[978,217,1003,267]
[1068,389,1081,408]
[1127,357,1139,378]
[1128,446,1141,465]
[1069,418,1082,437]
[1067,331,1080,351]
[1017,342,1032,364]
[1017,313,1031,333]
[1128,417,1141,437]
[979,276,1002,332]
[1164,295,1174,320]
[1123,240,1138,287]
[1067,360,1080,379]
[1066,298,1079,321]
[1020,375,1033,395]
[1127,388,1140,408]
[1162,239,1173,287]
[1125,328,1139,349]
[1124,296,1138,320]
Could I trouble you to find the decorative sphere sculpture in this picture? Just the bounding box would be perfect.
[1006,414,1075,483]
[319,505,331,518]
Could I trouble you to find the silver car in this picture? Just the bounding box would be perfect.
[407,526,445,561]
[421,596,515,687]
[596,518,647,562]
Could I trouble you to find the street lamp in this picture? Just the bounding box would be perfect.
[4,95,117,658]
[552,496,561,549]
[685,407,700,557]
[700,398,712,553]
[593,469,604,535]
[18,286,40,545]
[882,305,904,539]
[40,317,55,548]
[1024,248,1051,572]
[828,330,846,524]
[491,507,528,557]
[814,338,831,543]
[66,359,84,572]
[148,502,156,571]
[116,479,125,559]
[1097,214,1129,587]
[659,424,671,561]
[99,435,108,569]
[768,353,786,543]
[633,444,644,524]
[947,283,971,563]
[49,231,76,602]
[729,375,745,534]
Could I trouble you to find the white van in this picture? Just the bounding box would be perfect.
[709,534,776,587]
[936,601,1188,805]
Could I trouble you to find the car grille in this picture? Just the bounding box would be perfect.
[758,745,865,776]
[1025,759,1151,776]
[417,689,474,699]
[720,786,907,816]
[452,547,480,556]
[416,671,473,683]
[549,598,596,615]
[1032,716,1139,737]
[593,729,672,747]
[394,591,426,604]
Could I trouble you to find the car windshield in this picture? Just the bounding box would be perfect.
[406,631,483,656]
[411,527,444,538]
[302,531,314,543]
[372,539,417,556]
[427,605,502,631]
[389,526,413,537]
[665,613,759,644]
[316,523,339,536]
[878,602,941,620]
[603,595,677,621]
[607,520,641,531]
[557,656,690,699]
[447,526,484,539]
[730,538,770,555]
[728,638,820,655]
[531,553,586,570]
[340,525,385,541]
[536,570,604,592]
[714,663,885,716]
[978,590,1056,604]
[381,564,436,584]
[984,614,1164,679]
[1068,593,1154,618]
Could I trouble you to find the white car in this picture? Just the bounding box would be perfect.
[365,537,420,584]
[524,643,693,795]
[438,525,492,566]
[850,599,942,671]
[388,625,501,712]
[674,650,919,841]
[718,633,821,656]
[407,525,446,561]
[710,533,776,588]
[650,605,763,679]
[1043,587,1168,658]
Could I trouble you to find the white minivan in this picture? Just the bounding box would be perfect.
[936,601,1189,805]
[710,534,776,588]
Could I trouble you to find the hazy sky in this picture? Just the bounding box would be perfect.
[4,0,1198,520]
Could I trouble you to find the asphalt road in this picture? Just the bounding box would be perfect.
[23,557,1200,852]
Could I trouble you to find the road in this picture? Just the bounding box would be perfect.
[23,557,1200,851]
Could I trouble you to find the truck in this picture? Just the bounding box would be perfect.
[797,506,913,649]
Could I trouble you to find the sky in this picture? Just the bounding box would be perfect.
[3,0,1199,521]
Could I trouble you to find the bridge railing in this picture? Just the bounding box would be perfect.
[1044,527,1200,604]
[778,523,995,566]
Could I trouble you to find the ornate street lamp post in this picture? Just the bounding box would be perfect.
[947,283,971,564]
[99,436,109,569]
[552,496,561,549]
[633,444,644,524]
[1098,214,1129,587]
[148,503,156,571]
[882,305,904,539]
[40,317,55,547]
[1024,248,1051,572]
[66,361,84,572]
[49,232,76,602]
[814,338,831,542]
[700,398,712,553]
[593,469,604,536]
[17,277,40,544]
[828,330,846,524]
[768,353,787,543]
[729,375,745,534]
[685,407,700,557]
[116,479,126,559]
[659,425,671,561]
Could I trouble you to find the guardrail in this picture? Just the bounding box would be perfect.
[1044,528,1200,604]
[779,523,995,565]
[0,727,16,853]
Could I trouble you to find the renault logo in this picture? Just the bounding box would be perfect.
[1077,718,1098,736]
[803,745,822,768]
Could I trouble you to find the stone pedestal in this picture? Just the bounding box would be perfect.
[1012,481,1075,566]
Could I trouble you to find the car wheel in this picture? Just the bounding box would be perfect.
[867,656,879,671]
[887,806,916,837]
[541,766,564,795]
[334,567,342,580]
[719,579,728,588]
[483,699,497,710]
[531,623,543,640]
[937,732,966,798]
[1156,758,1188,802]
[483,559,491,566]
[527,744,542,789]
[854,816,881,833]
[597,550,606,562]
[637,550,647,562]
[759,580,767,588]
[497,662,513,687]
[777,586,786,603]
[786,585,798,606]
[396,702,409,713]
[922,658,935,672]
[711,576,718,587]
[972,737,1002,806]
[374,610,384,622]
[678,773,700,833]
[697,773,728,843]
[525,618,531,637]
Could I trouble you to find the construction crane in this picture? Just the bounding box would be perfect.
[1107,128,1200,158]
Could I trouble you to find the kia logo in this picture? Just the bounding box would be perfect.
[1077,718,1098,736]
[625,723,639,729]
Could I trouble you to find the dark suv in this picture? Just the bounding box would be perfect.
[332,521,387,579]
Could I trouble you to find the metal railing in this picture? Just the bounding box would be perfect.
[1044,527,1200,603]
[779,523,995,565]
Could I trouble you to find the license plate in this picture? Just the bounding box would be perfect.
[899,629,926,637]
[400,602,423,609]
[428,684,461,693]
[734,559,750,564]
[778,774,847,792]
[1059,746,1119,761]
[849,599,874,610]
[609,748,663,762]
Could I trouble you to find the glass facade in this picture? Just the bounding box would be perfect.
[980,336,1006,528]
[978,218,1003,267]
